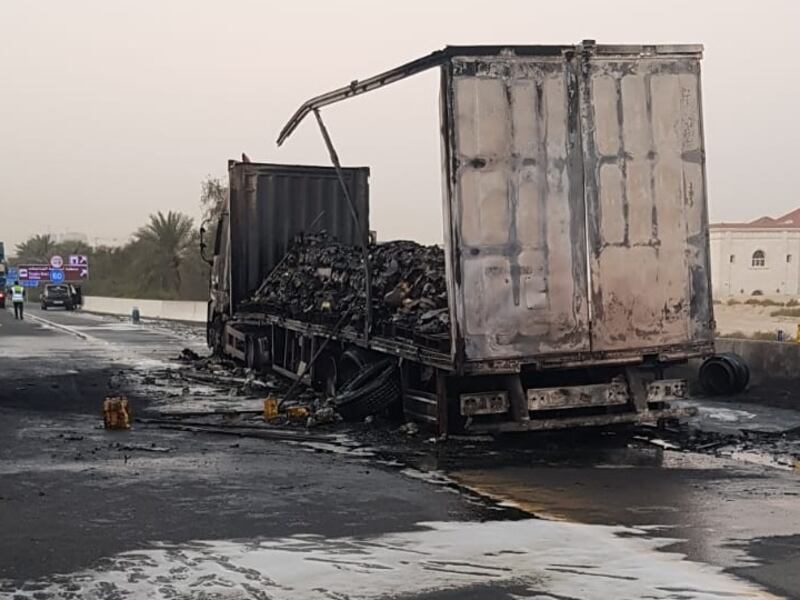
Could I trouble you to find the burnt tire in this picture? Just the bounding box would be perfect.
[699,353,749,395]
[334,359,401,421]
[717,352,749,391]
[337,347,377,388]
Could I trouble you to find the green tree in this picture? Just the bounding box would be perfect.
[15,234,56,262]
[134,211,195,294]
[200,175,227,222]
[199,175,227,262]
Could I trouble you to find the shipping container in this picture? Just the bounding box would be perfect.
[207,161,369,350]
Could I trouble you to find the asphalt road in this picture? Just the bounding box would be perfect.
[1,304,798,599]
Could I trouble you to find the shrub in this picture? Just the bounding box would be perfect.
[744,298,783,306]
[770,307,800,318]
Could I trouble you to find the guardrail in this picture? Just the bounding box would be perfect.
[82,296,206,323]
[715,338,800,383]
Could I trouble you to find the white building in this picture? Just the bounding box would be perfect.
[710,208,800,298]
[55,231,89,244]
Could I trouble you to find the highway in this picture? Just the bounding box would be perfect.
[0,304,798,599]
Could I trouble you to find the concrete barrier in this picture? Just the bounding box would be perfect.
[82,296,206,323]
[716,337,800,383]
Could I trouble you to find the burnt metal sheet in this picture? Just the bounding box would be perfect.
[441,52,591,363]
[228,162,369,312]
[579,45,713,351]
[526,382,629,410]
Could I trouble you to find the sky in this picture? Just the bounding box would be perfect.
[1,0,798,253]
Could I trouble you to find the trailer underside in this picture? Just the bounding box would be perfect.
[220,316,700,435]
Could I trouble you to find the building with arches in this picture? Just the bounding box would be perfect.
[710,208,800,297]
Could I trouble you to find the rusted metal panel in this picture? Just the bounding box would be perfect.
[460,391,510,416]
[228,161,369,312]
[526,382,628,410]
[442,52,591,364]
[467,405,697,433]
[579,44,713,351]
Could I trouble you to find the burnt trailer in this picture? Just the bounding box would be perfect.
[207,41,714,434]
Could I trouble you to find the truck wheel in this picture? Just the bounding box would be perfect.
[334,359,401,421]
[337,347,377,388]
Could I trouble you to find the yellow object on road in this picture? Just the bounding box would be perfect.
[103,396,131,430]
[263,396,279,420]
[286,406,310,419]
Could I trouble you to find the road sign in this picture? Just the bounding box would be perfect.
[7,267,17,281]
[50,255,64,269]
[21,280,38,288]
[16,264,88,283]
[17,265,50,281]
[65,266,89,280]
[68,255,88,267]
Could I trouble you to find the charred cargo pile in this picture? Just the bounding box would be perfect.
[242,233,450,347]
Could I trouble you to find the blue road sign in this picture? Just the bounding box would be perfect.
[22,280,38,288]
[50,269,65,283]
[7,268,18,281]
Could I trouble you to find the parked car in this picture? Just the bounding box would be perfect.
[0,288,6,309]
[41,284,75,311]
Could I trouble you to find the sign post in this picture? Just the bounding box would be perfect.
[17,263,89,283]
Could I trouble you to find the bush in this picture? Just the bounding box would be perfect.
[717,330,783,341]
[751,330,782,341]
[787,298,799,307]
[770,307,800,318]
[726,298,740,306]
[744,298,783,306]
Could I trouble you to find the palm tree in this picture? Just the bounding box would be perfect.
[15,234,56,263]
[134,211,195,294]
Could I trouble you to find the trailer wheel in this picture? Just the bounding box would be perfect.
[334,359,401,421]
[337,347,378,388]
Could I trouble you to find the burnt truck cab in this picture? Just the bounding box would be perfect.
[210,41,714,434]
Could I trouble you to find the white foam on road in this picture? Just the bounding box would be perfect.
[1,519,778,599]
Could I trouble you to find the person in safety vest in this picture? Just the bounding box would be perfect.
[11,280,25,320]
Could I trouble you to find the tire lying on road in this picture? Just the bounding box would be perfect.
[699,353,749,395]
[333,359,401,421]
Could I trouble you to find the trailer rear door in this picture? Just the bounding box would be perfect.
[580,46,712,351]
[443,52,591,362]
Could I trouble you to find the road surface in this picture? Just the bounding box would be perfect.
[0,304,798,599]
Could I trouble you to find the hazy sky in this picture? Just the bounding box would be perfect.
[1,0,798,253]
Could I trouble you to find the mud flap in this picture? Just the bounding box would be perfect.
[504,374,530,423]
[624,367,649,412]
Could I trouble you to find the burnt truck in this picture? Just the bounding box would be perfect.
[206,42,714,434]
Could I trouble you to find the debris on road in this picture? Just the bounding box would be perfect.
[178,348,201,362]
[115,443,171,453]
[241,233,449,342]
[103,396,131,430]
